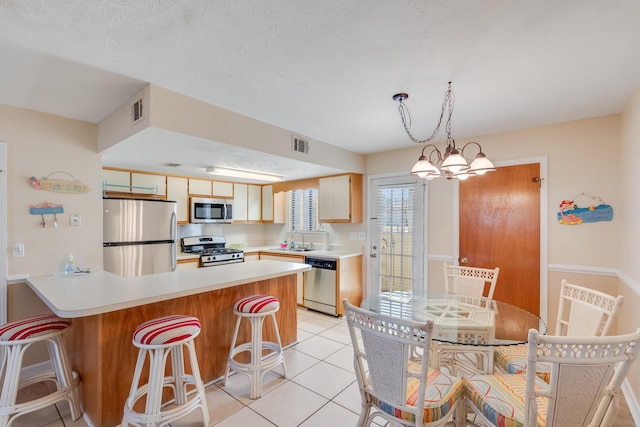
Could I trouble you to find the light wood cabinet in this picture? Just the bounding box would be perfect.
[261,185,273,222]
[167,176,189,223]
[103,169,167,199]
[233,183,262,222]
[188,179,212,197]
[248,185,261,221]
[131,172,166,196]
[176,259,199,270]
[244,252,260,262]
[259,253,306,305]
[273,191,287,224]
[335,255,363,317]
[233,184,248,221]
[318,173,362,223]
[102,169,130,193]
[212,181,234,198]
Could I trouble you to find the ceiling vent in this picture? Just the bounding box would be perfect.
[131,97,144,124]
[292,136,309,154]
[162,162,181,167]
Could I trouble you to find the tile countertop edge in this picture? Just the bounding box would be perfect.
[26,260,311,319]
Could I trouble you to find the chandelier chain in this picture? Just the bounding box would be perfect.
[397,82,455,144]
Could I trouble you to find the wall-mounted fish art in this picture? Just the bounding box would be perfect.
[557,193,613,225]
[29,171,90,194]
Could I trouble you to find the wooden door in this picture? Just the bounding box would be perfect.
[459,163,541,315]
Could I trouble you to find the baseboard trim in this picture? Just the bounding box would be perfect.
[622,380,640,425]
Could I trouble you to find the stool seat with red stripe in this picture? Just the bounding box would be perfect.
[0,314,82,425]
[233,294,280,314]
[121,315,209,426]
[132,315,201,346]
[224,294,287,399]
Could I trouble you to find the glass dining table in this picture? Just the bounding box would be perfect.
[361,292,547,376]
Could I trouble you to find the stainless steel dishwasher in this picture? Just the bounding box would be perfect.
[303,257,337,316]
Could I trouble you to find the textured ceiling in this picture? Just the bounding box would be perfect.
[1,1,640,180]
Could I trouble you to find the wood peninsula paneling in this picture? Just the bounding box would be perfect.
[73,274,297,427]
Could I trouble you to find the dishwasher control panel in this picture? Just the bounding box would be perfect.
[304,257,337,270]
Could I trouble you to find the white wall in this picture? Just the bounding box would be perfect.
[2,105,102,278]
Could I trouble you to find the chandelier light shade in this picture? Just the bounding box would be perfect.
[393,82,495,180]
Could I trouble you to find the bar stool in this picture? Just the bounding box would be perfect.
[0,314,82,426]
[224,294,287,399]
[121,315,210,427]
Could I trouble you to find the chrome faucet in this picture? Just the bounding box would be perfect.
[290,231,305,249]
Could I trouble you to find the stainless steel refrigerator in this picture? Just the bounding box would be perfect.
[103,198,177,277]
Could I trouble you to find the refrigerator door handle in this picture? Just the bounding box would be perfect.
[171,212,177,271]
[170,212,177,240]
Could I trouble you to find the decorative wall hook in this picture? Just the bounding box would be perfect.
[30,202,64,229]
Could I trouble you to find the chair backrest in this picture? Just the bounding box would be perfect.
[342,298,434,426]
[524,328,640,427]
[443,264,500,299]
[555,280,624,337]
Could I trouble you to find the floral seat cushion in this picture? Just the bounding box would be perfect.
[463,374,548,427]
[371,363,462,423]
[494,345,551,382]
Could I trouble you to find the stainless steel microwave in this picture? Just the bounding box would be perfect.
[189,197,233,224]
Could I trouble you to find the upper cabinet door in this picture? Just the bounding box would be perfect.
[102,169,131,193]
[131,173,167,196]
[233,183,248,222]
[261,185,273,222]
[212,181,234,198]
[188,179,212,196]
[318,174,363,223]
[248,185,262,221]
[167,176,189,223]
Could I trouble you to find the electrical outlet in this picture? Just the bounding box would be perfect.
[70,214,81,227]
[12,243,24,258]
[358,232,366,240]
[349,232,357,240]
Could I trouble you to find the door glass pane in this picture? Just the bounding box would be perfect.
[371,176,424,299]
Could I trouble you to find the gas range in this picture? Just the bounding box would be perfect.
[181,235,244,267]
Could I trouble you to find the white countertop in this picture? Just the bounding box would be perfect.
[243,246,362,259]
[177,247,362,261]
[26,260,310,319]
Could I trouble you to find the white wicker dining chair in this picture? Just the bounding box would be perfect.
[443,264,500,299]
[464,327,640,427]
[434,264,500,375]
[494,279,624,379]
[342,298,465,427]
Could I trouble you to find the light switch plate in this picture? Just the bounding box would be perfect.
[358,232,366,240]
[349,232,357,240]
[70,214,81,227]
[12,243,24,257]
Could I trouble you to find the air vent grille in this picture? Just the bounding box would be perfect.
[162,162,181,167]
[132,98,144,124]
[292,136,309,154]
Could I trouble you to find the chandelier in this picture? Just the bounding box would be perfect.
[393,82,495,180]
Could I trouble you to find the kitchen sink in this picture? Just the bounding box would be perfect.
[268,247,313,252]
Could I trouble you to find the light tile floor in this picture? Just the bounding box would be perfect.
[11,307,638,426]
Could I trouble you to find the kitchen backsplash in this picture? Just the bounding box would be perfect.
[177,222,366,251]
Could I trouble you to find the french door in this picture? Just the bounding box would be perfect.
[369,175,426,298]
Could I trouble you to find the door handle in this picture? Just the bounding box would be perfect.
[459,257,468,264]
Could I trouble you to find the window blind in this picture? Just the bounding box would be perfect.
[289,188,318,231]
[375,184,416,297]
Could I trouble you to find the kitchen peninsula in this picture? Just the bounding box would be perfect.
[27,260,310,427]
